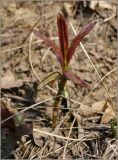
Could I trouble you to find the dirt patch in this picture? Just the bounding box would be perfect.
[1,1,117,159]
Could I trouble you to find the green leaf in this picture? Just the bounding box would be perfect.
[39,72,61,90]
[110,118,117,137]
[62,89,69,98]
[14,114,25,126]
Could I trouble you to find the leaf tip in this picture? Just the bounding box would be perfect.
[91,21,97,28]
[57,12,64,19]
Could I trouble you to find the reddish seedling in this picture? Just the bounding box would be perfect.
[32,13,96,128]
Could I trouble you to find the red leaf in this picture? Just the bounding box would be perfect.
[67,22,96,64]
[64,70,89,88]
[15,123,33,137]
[1,101,15,131]
[57,13,68,62]
[32,29,64,64]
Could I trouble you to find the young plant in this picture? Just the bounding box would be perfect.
[31,13,96,128]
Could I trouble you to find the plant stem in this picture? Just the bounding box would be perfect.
[52,77,67,128]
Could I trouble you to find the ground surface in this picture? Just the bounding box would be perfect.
[1,1,117,159]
